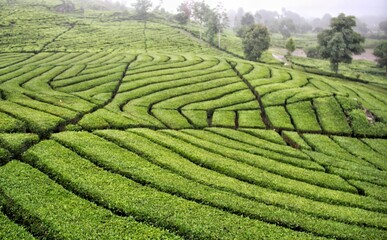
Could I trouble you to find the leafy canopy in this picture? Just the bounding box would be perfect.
[285,38,296,56]
[317,13,364,74]
[242,24,270,61]
[374,41,387,75]
[132,0,152,16]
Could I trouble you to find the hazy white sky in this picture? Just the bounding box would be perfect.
[126,0,387,18]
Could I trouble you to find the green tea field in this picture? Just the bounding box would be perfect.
[0,1,386,239]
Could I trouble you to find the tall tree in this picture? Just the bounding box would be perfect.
[192,1,210,40]
[236,12,255,37]
[241,12,255,26]
[177,1,192,20]
[285,38,295,56]
[242,24,270,61]
[279,18,296,38]
[374,41,387,75]
[318,13,365,74]
[132,0,152,17]
[205,4,228,48]
[175,0,192,25]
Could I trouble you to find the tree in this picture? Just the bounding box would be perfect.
[174,13,189,25]
[317,13,365,74]
[374,41,387,75]
[205,4,228,48]
[177,1,192,20]
[279,18,296,39]
[241,12,255,26]
[132,0,152,17]
[236,12,255,37]
[175,0,192,25]
[285,38,295,56]
[379,20,387,34]
[192,1,210,40]
[242,24,270,61]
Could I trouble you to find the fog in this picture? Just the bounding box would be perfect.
[124,0,387,18]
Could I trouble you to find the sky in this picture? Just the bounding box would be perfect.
[125,0,387,18]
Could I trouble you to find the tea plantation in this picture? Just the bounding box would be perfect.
[0,1,386,239]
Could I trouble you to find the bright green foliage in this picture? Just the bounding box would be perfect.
[177,130,329,176]
[318,13,365,73]
[302,134,372,166]
[361,138,387,156]
[0,2,386,238]
[349,180,387,202]
[287,101,321,132]
[0,160,179,239]
[374,41,387,75]
[152,109,192,129]
[281,131,312,150]
[349,109,387,137]
[0,112,26,133]
[182,110,208,128]
[0,133,39,155]
[90,131,387,239]
[27,138,318,240]
[239,128,285,145]
[206,128,309,160]
[238,110,265,128]
[212,110,235,127]
[332,136,387,171]
[265,106,294,130]
[313,97,352,134]
[304,150,387,188]
[242,24,271,61]
[0,209,35,240]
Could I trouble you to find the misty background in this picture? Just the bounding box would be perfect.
[114,0,387,31]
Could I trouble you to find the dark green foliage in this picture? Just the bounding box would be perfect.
[236,13,255,37]
[374,41,387,75]
[318,13,365,73]
[0,147,11,165]
[242,24,270,61]
[285,38,296,56]
[305,46,321,59]
[174,13,189,25]
[132,0,152,17]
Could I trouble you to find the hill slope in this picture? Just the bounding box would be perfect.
[0,2,386,239]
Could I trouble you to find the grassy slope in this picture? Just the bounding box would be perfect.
[0,1,386,239]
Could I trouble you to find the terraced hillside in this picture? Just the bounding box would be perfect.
[0,2,387,239]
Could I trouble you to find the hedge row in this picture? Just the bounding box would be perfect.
[24,139,318,240]
[0,161,179,239]
[130,128,387,214]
